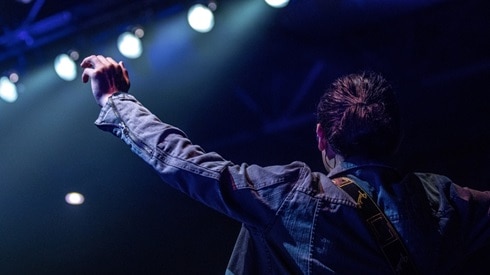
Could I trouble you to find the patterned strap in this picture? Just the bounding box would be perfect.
[332,177,418,275]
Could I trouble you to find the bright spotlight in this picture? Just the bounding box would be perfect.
[0,76,18,103]
[65,192,85,205]
[54,53,77,81]
[265,0,289,8]
[118,31,143,59]
[187,4,215,33]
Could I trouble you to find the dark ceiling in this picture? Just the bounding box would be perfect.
[0,0,489,273]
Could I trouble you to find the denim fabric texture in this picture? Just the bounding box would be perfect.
[95,93,490,274]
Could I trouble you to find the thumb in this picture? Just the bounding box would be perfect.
[81,70,89,83]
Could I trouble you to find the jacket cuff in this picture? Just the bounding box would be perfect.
[94,92,130,132]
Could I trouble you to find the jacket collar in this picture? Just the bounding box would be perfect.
[327,156,398,179]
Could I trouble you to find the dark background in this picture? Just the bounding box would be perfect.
[0,0,489,273]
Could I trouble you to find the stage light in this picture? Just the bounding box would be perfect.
[68,49,80,61]
[65,192,85,205]
[133,26,145,39]
[265,0,289,8]
[0,76,18,103]
[187,4,215,33]
[54,53,77,81]
[9,71,19,84]
[117,29,143,59]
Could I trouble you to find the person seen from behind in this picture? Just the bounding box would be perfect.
[80,55,490,274]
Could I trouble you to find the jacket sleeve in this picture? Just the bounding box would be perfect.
[450,181,490,251]
[417,173,490,255]
[94,93,307,227]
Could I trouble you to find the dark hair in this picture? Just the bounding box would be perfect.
[316,72,400,158]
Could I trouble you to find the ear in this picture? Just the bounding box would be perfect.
[316,124,327,151]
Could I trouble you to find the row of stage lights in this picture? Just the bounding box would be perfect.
[0,0,290,105]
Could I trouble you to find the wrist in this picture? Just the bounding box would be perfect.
[98,93,113,107]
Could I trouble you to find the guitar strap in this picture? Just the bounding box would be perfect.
[332,176,419,275]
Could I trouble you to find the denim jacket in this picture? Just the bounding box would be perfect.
[95,93,490,274]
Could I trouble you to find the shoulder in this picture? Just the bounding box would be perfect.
[405,172,453,207]
[227,161,311,190]
[228,161,355,205]
[410,172,490,210]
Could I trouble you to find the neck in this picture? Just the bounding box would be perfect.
[322,151,344,172]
